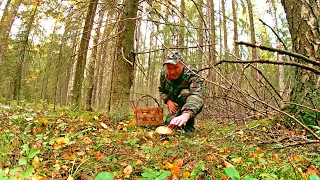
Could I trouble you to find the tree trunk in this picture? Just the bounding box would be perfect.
[86,6,105,111]
[222,0,228,59]
[109,0,139,121]
[232,0,239,59]
[0,0,22,70]
[246,0,260,99]
[72,0,98,107]
[281,0,320,117]
[197,0,204,69]
[13,3,38,101]
[178,0,185,49]
[207,0,216,97]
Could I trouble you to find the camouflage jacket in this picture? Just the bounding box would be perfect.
[159,64,204,119]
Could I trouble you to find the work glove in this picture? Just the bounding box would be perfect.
[169,113,190,127]
[167,99,178,114]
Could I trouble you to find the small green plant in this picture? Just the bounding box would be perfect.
[95,171,114,180]
[0,144,40,179]
[139,170,171,180]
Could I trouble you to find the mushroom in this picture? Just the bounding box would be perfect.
[155,126,174,135]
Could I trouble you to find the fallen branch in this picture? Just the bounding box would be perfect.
[214,59,320,75]
[273,140,320,149]
[236,41,320,66]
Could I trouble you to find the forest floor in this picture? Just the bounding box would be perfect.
[0,103,319,180]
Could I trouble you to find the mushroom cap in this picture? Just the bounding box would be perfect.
[155,126,173,135]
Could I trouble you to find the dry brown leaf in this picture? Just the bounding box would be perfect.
[63,153,76,160]
[223,160,234,168]
[123,165,133,176]
[306,165,319,176]
[173,158,183,167]
[94,152,104,161]
[256,147,263,154]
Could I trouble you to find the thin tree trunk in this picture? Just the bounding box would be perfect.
[86,5,105,111]
[72,0,99,107]
[207,0,216,97]
[246,0,260,98]
[222,0,228,59]
[178,0,185,49]
[13,3,38,101]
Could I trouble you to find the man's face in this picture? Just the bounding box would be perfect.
[166,61,184,80]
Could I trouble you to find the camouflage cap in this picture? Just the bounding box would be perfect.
[163,51,184,65]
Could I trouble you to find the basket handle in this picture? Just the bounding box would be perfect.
[134,95,161,109]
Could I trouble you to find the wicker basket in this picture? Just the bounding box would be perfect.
[134,95,163,126]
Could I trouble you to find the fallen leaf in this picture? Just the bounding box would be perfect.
[63,153,76,160]
[82,137,93,144]
[206,155,216,161]
[100,122,109,129]
[56,137,69,145]
[170,166,181,175]
[135,159,143,166]
[164,162,173,169]
[42,118,48,126]
[217,149,227,155]
[32,156,40,169]
[183,171,191,178]
[273,154,279,161]
[294,155,300,161]
[221,174,228,180]
[67,175,74,180]
[162,140,170,146]
[123,165,133,176]
[256,147,263,154]
[262,127,267,132]
[223,160,234,168]
[32,174,47,180]
[94,152,104,161]
[306,165,318,175]
[173,158,183,167]
[184,150,190,156]
[231,157,242,164]
[200,138,207,145]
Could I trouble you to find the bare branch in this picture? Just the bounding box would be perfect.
[236,41,320,66]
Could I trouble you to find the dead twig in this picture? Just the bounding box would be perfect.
[273,140,320,149]
[235,41,320,66]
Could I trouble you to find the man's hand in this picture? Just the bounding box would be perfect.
[167,99,178,114]
[169,113,190,127]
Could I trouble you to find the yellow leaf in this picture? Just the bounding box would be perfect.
[165,162,173,169]
[123,165,133,175]
[67,175,74,180]
[32,174,47,180]
[183,171,191,178]
[231,157,242,164]
[200,138,207,145]
[82,137,93,144]
[294,155,300,161]
[41,118,48,126]
[162,140,170,146]
[56,137,69,145]
[135,159,143,166]
[262,127,267,132]
[32,156,40,169]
